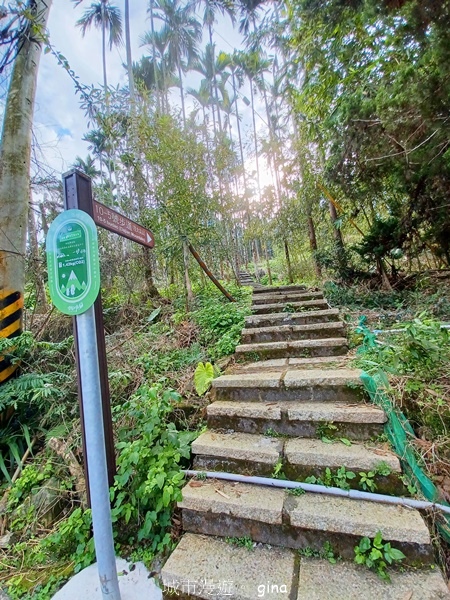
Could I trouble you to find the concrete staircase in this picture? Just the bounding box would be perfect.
[161,285,450,599]
[237,270,264,289]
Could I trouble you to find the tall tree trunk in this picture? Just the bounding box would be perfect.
[264,242,273,285]
[329,201,344,249]
[142,247,160,298]
[182,238,194,308]
[177,62,187,127]
[284,238,294,283]
[101,1,108,104]
[209,25,222,133]
[148,0,161,112]
[0,0,52,364]
[39,201,49,236]
[124,0,135,102]
[306,207,322,278]
[249,78,261,199]
[377,258,393,291]
[231,68,246,188]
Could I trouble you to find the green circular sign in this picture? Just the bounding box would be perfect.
[46,210,100,316]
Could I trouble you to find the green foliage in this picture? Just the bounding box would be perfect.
[358,470,377,493]
[42,508,95,572]
[355,314,450,439]
[304,463,391,492]
[5,508,94,599]
[111,385,197,551]
[191,294,251,360]
[287,486,305,496]
[324,282,403,311]
[287,0,450,267]
[354,531,406,581]
[225,536,254,550]
[0,333,76,482]
[356,314,449,378]
[298,541,338,564]
[271,458,286,480]
[316,420,351,446]
[7,462,53,510]
[356,217,404,262]
[316,421,338,443]
[264,427,286,438]
[137,343,205,381]
[305,466,355,491]
[193,361,215,395]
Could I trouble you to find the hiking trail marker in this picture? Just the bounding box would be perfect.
[46,207,121,599]
[46,210,100,316]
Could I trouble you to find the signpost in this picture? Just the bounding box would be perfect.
[46,210,121,600]
[62,170,155,491]
[46,169,156,599]
[47,210,100,315]
[93,201,154,248]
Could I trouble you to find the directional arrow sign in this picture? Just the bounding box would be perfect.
[93,200,155,248]
[46,210,100,316]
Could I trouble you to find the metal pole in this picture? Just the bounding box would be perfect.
[76,305,121,600]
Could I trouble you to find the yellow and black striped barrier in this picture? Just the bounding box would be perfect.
[0,290,23,384]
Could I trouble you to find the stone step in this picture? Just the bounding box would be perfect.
[234,356,349,373]
[161,534,449,600]
[207,400,386,440]
[178,480,433,563]
[252,284,307,294]
[235,337,348,360]
[241,321,346,344]
[297,557,450,600]
[251,299,329,314]
[283,438,404,495]
[212,369,364,403]
[192,431,402,494]
[161,533,297,600]
[192,430,282,476]
[252,291,324,305]
[245,308,341,329]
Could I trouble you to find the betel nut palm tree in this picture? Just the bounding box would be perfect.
[72,0,123,100]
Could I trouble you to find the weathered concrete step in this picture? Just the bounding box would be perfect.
[161,534,449,600]
[234,356,348,373]
[192,431,402,494]
[192,431,282,476]
[245,308,341,329]
[252,291,324,305]
[212,369,364,403]
[251,299,329,314]
[297,558,450,600]
[235,337,348,360]
[207,400,386,440]
[284,438,404,495]
[252,284,307,294]
[179,480,433,562]
[161,533,297,600]
[241,321,346,344]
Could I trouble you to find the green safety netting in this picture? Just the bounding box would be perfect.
[361,370,450,543]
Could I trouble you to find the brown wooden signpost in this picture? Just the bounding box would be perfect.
[62,169,154,494]
[93,201,155,248]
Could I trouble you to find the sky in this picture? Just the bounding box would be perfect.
[31,0,268,182]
